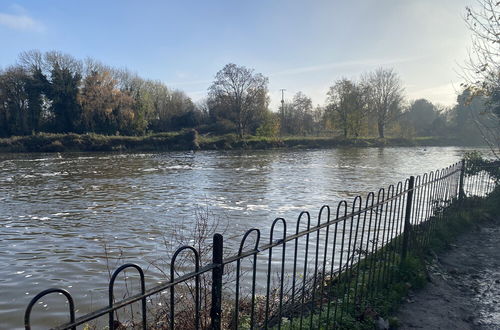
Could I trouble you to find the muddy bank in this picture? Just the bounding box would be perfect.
[396,216,500,329]
[0,131,475,153]
[199,135,468,150]
[0,130,200,153]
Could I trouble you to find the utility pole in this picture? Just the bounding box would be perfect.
[280,89,286,136]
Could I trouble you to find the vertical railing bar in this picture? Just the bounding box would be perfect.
[326,205,340,327]
[353,195,368,310]
[401,176,415,263]
[316,205,331,327]
[298,214,311,329]
[309,205,326,329]
[373,189,385,298]
[211,234,224,330]
[335,202,348,325]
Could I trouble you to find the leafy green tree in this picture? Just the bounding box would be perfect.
[48,63,82,132]
[256,111,280,137]
[450,88,489,144]
[0,67,30,136]
[326,78,366,137]
[403,99,439,136]
[24,67,49,133]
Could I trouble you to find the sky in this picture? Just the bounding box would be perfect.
[0,0,474,109]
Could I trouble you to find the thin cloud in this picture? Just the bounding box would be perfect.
[167,79,212,86]
[0,11,45,32]
[270,56,426,77]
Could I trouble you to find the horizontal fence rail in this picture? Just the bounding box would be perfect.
[22,159,499,329]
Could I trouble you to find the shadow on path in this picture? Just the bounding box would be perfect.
[396,217,500,329]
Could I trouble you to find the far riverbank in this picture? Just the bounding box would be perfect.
[0,130,483,153]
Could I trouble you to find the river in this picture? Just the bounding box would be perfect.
[0,146,482,329]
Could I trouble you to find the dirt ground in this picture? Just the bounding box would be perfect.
[396,217,500,330]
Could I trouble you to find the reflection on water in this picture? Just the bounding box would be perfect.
[0,147,480,328]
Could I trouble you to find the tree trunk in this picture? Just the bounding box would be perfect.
[378,121,385,138]
[238,122,243,139]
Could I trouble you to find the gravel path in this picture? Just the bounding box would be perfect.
[396,217,500,329]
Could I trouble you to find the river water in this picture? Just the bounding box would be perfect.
[0,147,481,328]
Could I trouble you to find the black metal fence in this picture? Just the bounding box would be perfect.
[23,159,498,329]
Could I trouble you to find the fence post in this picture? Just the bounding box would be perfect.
[210,233,224,330]
[458,159,466,203]
[401,176,415,262]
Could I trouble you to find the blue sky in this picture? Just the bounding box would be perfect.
[1,0,472,109]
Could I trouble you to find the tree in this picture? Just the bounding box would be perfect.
[403,99,439,136]
[292,92,314,135]
[24,67,49,133]
[311,105,326,135]
[463,0,499,96]
[363,68,405,138]
[0,66,30,136]
[208,63,269,138]
[18,50,50,133]
[134,80,197,132]
[281,92,314,135]
[48,63,82,132]
[326,78,366,137]
[462,0,500,157]
[42,52,83,133]
[256,111,280,137]
[79,70,119,133]
[450,88,488,144]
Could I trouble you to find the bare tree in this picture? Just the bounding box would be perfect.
[363,68,405,138]
[208,63,269,138]
[463,0,499,95]
[462,0,500,158]
[18,50,45,72]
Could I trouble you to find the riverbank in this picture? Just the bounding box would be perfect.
[0,131,480,153]
[306,187,500,330]
[394,196,500,329]
[387,188,500,329]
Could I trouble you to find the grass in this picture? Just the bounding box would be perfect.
[0,130,478,153]
[197,134,470,151]
[270,188,500,329]
[0,130,199,152]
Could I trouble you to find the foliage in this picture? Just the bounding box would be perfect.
[326,78,367,138]
[0,50,203,138]
[0,50,495,144]
[362,67,405,138]
[255,111,280,137]
[461,0,500,157]
[280,91,316,135]
[401,99,440,136]
[464,151,500,182]
[208,63,270,138]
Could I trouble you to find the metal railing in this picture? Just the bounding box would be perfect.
[23,159,498,329]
